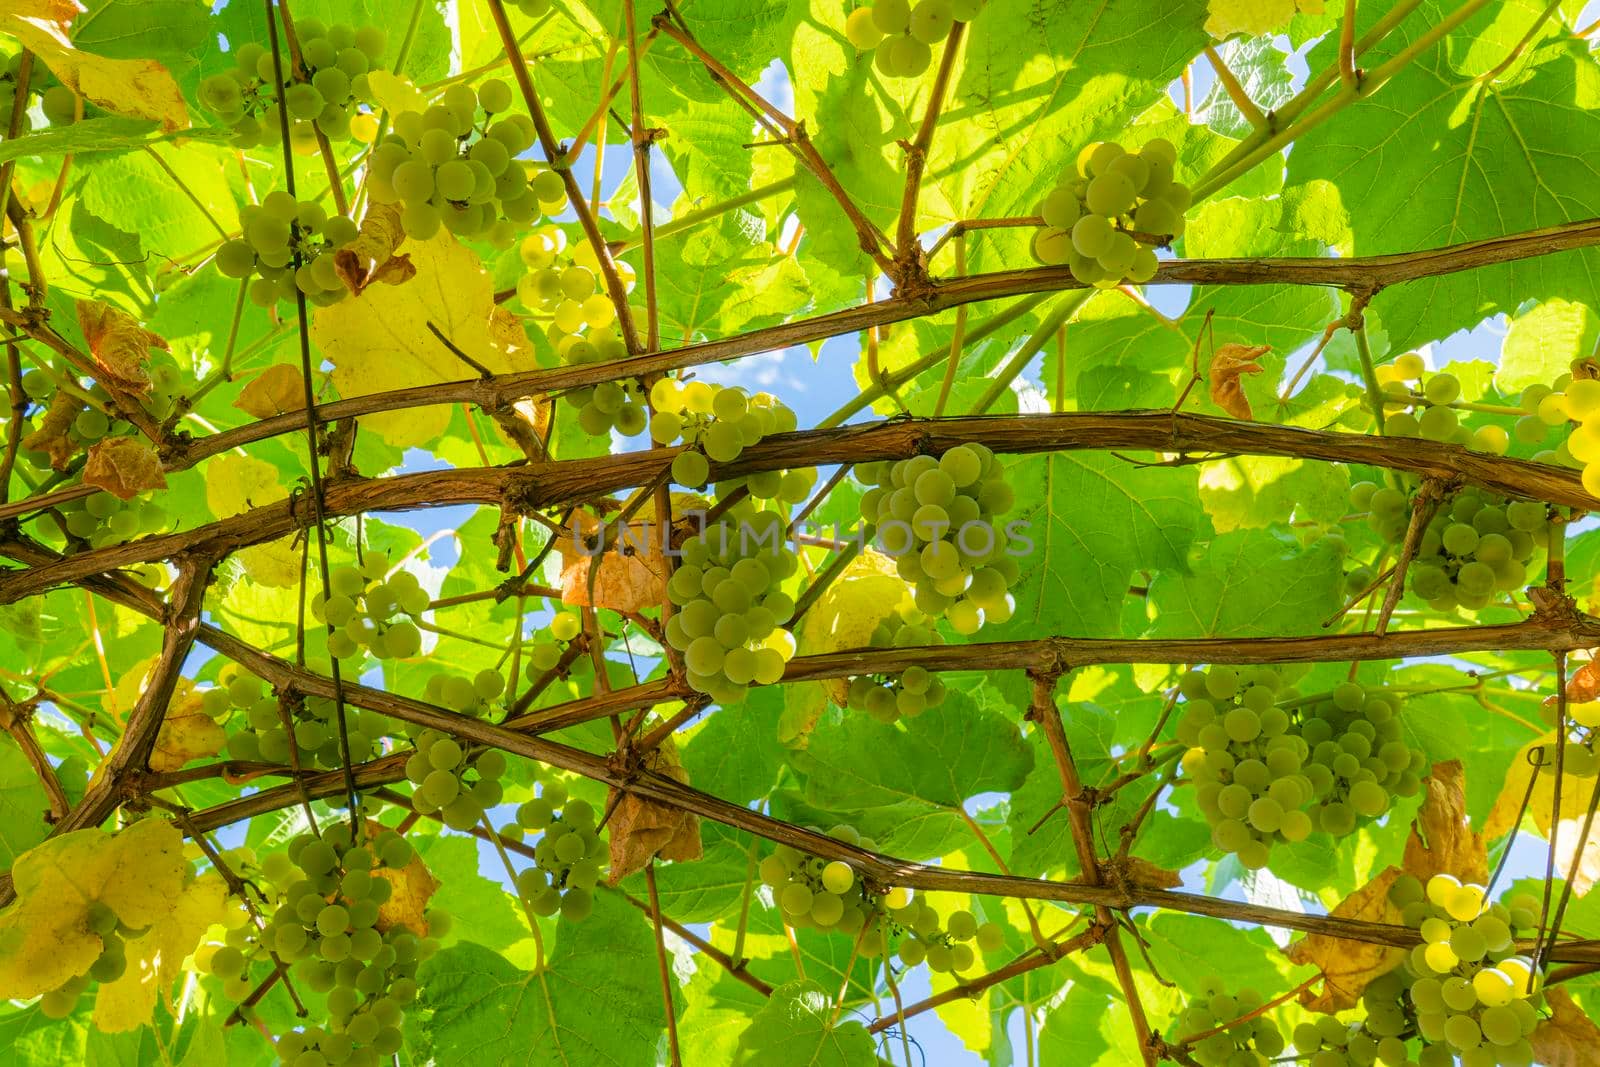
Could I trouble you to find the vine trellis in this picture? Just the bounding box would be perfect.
[2,0,1600,1062]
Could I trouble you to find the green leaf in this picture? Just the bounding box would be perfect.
[414,893,664,1066]
[1499,298,1600,392]
[991,451,1204,639]
[79,145,239,261]
[734,980,876,1067]
[1287,7,1600,350]
[1147,529,1343,637]
[0,740,61,871]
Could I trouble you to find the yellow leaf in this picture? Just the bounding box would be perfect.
[0,819,188,999]
[76,298,165,394]
[1,14,187,130]
[364,70,429,117]
[92,873,227,1032]
[1402,759,1487,885]
[238,537,304,588]
[310,231,533,446]
[83,436,167,500]
[1285,867,1403,1013]
[1485,736,1600,895]
[205,453,285,519]
[369,830,439,937]
[557,511,669,615]
[232,364,306,419]
[1531,987,1600,1067]
[796,549,911,706]
[148,687,226,772]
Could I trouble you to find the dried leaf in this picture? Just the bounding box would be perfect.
[1485,736,1600,895]
[22,391,80,470]
[1208,342,1271,420]
[557,510,669,614]
[333,203,414,295]
[8,0,83,24]
[1566,658,1600,705]
[1285,867,1403,1012]
[368,825,440,937]
[148,687,226,772]
[607,740,702,884]
[0,15,188,131]
[232,364,306,419]
[1402,760,1488,885]
[76,298,165,394]
[1104,855,1182,890]
[1531,988,1600,1067]
[83,436,166,500]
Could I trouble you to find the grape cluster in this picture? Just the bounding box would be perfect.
[1531,694,1600,779]
[56,490,169,548]
[1352,483,1544,611]
[1,52,81,129]
[216,670,391,767]
[404,719,507,831]
[1180,669,1426,867]
[525,611,584,678]
[844,607,950,723]
[647,379,797,488]
[1172,979,1286,1065]
[844,1,985,78]
[199,23,386,147]
[650,379,800,489]
[1180,665,1315,868]
[507,776,605,922]
[311,554,429,661]
[369,82,549,244]
[1389,874,1543,1066]
[1375,359,1509,454]
[856,445,1019,633]
[215,191,360,307]
[518,227,636,397]
[1288,971,1409,1067]
[760,826,1005,972]
[1031,138,1187,286]
[664,506,800,703]
[1521,375,1600,496]
[214,825,442,1067]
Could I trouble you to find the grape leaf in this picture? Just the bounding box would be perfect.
[733,980,875,1067]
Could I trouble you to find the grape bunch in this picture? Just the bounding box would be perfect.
[1,51,81,129]
[1288,971,1410,1067]
[1179,665,1316,869]
[1171,979,1286,1065]
[507,776,605,922]
[1295,681,1426,834]
[518,227,632,359]
[1388,874,1544,1066]
[525,611,583,679]
[843,606,950,723]
[844,0,985,78]
[217,825,442,1067]
[1518,374,1600,496]
[855,445,1020,633]
[55,490,169,548]
[311,553,429,661]
[215,191,360,307]
[649,379,800,489]
[664,505,800,703]
[403,721,507,831]
[216,669,391,767]
[368,81,549,244]
[1375,359,1510,453]
[1531,692,1600,778]
[198,23,387,147]
[1031,138,1187,286]
[1180,669,1427,866]
[1351,482,1544,612]
[648,379,800,490]
[760,825,1005,972]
